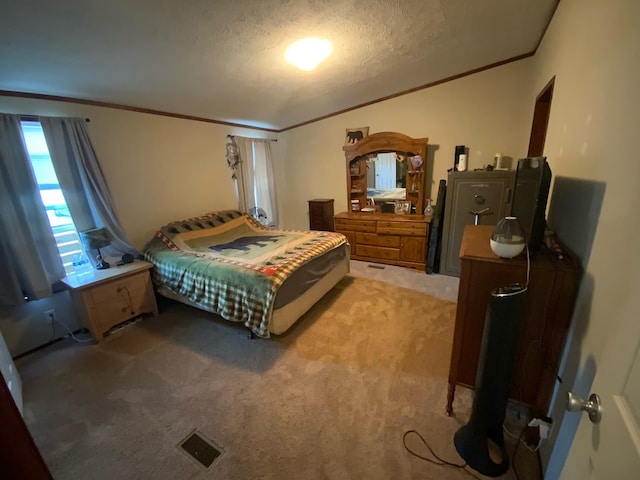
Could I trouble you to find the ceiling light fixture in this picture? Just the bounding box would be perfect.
[285,37,332,71]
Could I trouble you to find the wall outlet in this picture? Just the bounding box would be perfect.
[528,417,553,440]
[44,309,56,325]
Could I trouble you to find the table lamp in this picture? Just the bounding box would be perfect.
[79,227,111,269]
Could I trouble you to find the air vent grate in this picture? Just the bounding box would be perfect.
[178,430,223,469]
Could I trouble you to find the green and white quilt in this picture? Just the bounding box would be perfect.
[142,210,347,337]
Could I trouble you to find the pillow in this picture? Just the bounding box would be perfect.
[155,210,245,249]
[204,209,244,222]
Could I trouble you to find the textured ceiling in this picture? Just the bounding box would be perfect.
[0,0,558,131]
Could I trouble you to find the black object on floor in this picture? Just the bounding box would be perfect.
[426,179,446,274]
[454,284,527,477]
[179,431,222,468]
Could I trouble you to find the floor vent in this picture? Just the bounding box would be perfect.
[178,430,224,469]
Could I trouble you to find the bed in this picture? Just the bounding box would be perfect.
[142,210,350,337]
[367,187,406,204]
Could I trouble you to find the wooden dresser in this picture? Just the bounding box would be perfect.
[334,212,430,270]
[446,225,581,416]
[308,198,335,231]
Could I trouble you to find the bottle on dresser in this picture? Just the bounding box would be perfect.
[72,252,93,279]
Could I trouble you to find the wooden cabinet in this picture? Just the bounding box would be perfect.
[308,198,335,231]
[440,170,515,277]
[446,226,581,417]
[62,260,159,342]
[334,212,429,270]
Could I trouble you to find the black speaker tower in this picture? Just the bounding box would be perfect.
[511,156,552,251]
[454,284,527,477]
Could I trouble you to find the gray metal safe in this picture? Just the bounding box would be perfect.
[440,170,515,277]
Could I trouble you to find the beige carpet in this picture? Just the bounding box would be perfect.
[17,269,540,479]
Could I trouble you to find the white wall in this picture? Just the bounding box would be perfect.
[0,96,279,248]
[527,0,640,477]
[0,96,278,356]
[279,59,534,229]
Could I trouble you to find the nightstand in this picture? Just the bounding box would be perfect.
[308,198,335,231]
[61,260,159,342]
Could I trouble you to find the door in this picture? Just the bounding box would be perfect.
[0,332,52,478]
[560,259,640,478]
[527,77,554,157]
[0,330,21,414]
[375,153,396,189]
[400,236,426,263]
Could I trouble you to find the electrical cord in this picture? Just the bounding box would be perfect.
[402,430,484,480]
[503,424,542,453]
[48,316,56,342]
[510,424,528,480]
[53,317,94,343]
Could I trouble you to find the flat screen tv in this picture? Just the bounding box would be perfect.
[511,156,552,251]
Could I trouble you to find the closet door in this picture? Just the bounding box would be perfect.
[440,171,515,277]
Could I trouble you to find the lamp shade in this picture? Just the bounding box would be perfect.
[79,227,111,251]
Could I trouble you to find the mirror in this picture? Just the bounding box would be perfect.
[364,152,409,203]
[344,132,429,214]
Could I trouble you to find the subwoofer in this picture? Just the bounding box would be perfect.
[454,284,527,477]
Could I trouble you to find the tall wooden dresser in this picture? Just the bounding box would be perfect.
[446,225,581,417]
[308,198,335,231]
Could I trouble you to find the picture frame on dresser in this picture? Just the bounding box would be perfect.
[344,127,369,145]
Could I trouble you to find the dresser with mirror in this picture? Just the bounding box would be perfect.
[335,131,431,270]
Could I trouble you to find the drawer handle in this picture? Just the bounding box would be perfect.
[117,286,135,316]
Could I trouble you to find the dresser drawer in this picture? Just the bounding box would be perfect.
[377,220,427,236]
[89,271,149,305]
[334,218,376,233]
[356,245,400,260]
[92,299,143,333]
[356,232,400,247]
[89,272,151,330]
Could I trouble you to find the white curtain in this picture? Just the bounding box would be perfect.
[40,117,137,258]
[0,114,65,305]
[233,136,279,227]
[0,114,137,305]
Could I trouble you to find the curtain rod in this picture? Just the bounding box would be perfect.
[19,114,90,123]
[227,134,277,142]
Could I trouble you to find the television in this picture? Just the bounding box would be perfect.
[511,156,552,251]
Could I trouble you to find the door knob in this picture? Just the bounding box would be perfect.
[566,392,602,424]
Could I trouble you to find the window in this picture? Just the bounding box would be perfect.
[20,121,82,275]
[245,139,278,227]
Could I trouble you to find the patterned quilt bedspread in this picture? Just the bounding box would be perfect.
[142,210,347,337]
